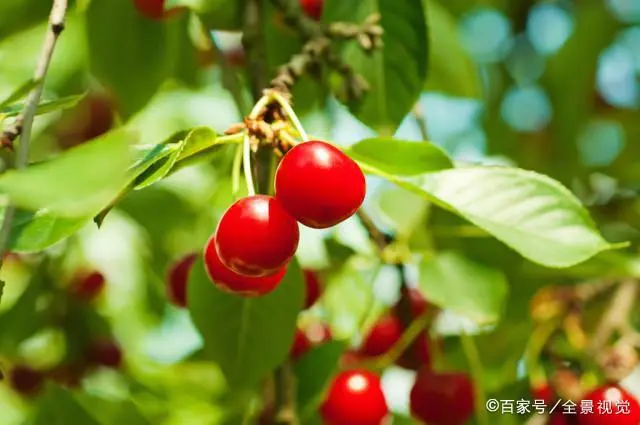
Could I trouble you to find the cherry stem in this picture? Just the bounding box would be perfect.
[460,332,489,425]
[231,143,243,198]
[270,91,309,141]
[524,319,561,389]
[364,311,431,370]
[242,132,257,196]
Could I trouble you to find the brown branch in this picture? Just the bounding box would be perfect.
[0,0,69,270]
[243,0,269,100]
[267,0,381,98]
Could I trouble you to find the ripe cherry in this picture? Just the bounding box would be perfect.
[303,270,322,309]
[290,329,313,360]
[72,271,105,302]
[396,335,432,370]
[86,339,123,369]
[532,384,556,403]
[410,370,474,425]
[132,0,181,20]
[204,235,287,296]
[215,195,299,277]
[320,369,389,425]
[166,253,197,307]
[291,323,332,361]
[275,141,366,229]
[300,0,323,20]
[359,315,403,357]
[57,93,114,150]
[578,384,640,425]
[393,287,429,318]
[9,365,44,397]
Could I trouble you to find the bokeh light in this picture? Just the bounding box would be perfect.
[500,85,553,132]
[459,8,514,63]
[577,120,626,167]
[527,3,574,55]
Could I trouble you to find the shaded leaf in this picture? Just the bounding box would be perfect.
[0,130,133,217]
[0,78,38,108]
[419,251,508,324]
[423,0,482,98]
[188,257,304,389]
[31,386,102,425]
[295,341,347,419]
[325,0,428,133]
[86,0,171,117]
[3,208,89,252]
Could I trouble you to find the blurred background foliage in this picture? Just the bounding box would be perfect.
[0,0,639,424]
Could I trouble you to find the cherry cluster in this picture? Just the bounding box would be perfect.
[8,271,122,397]
[203,140,365,297]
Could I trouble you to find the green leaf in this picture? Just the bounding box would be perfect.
[177,127,225,161]
[419,251,508,324]
[346,138,453,176]
[295,341,346,419]
[0,279,4,304]
[0,262,49,355]
[326,0,428,134]
[423,0,482,98]
[376,187,428,237]
[366,166,614,268]
[31,386,102,425]
[0,94,85,118]
[0,79,38,108]
[86,0,171,118]
[0,130,133,217]
[188,257,305,389]
[3,209,88,252]
[133,144,183,189]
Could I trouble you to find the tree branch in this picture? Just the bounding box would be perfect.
[0,0,69,269]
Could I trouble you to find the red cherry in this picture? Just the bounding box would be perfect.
[393,287,429,318]
[49,363,86,389]
[215,195,299,277]
[396,335,432,370]
[410,370,474,425]
[290,329,313,360]
[320,370,389,425]
[275,141,366,229]
[86,339,123,369]
[166,253,197,307]
[72,271,105,302]
[9,365,44,397]
[359,315,403,357]
[532,384,555,404]
[578,384,640,425]
[132,0,164,19]
[300,0,323,20]
[132,0,181,20]
[303,270,322,309]
[204,235,287,296]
